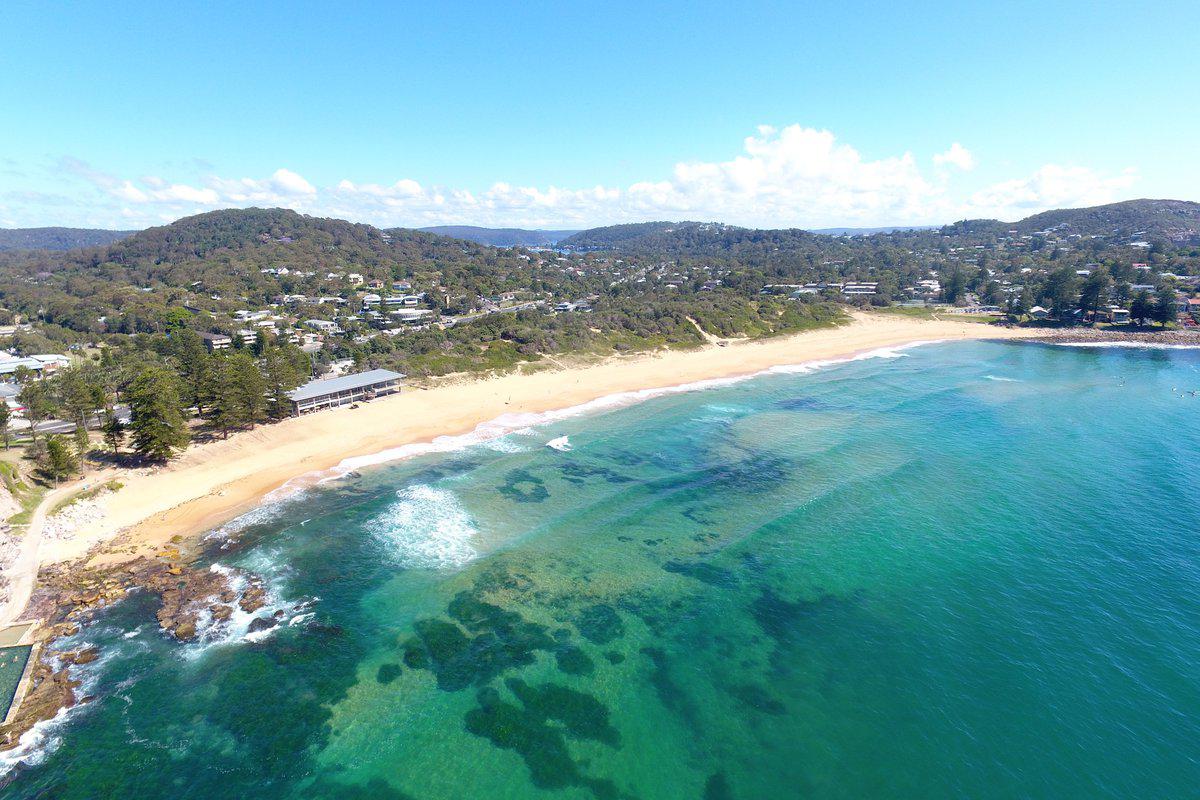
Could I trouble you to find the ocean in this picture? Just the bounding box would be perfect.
[3,340,1200,799]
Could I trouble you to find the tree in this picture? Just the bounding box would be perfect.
[1077,268,1111,320]
[944,267,967,304]
[1153,287,1178,328]
[127,366,189,461]
[1043,267,1080,322]
[262,345,308,419]
[1130,290,1153,326]
[0,402,10,449]
[56,366,100,454]
[39,435,78,485]
[17,380,55,444]
[167,329,212,414]
[102,409,126,455]
[206,351,267,436]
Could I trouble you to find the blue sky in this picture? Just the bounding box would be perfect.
[2,0,1197,230]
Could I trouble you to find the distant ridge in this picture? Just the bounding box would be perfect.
[0,226,137,251]
[812,225,939,236]
[419,225,580,247]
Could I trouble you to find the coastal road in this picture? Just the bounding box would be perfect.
[32,405,131,437]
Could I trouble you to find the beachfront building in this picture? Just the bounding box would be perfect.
[287,368,404,416]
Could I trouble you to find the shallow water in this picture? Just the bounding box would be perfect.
[4,341,1200,799]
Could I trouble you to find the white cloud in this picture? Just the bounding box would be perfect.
[270,168,316,195]
[933,142,975,171]
[968,164,1138,220]
[37,130,1140,229]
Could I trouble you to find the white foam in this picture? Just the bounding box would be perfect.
[546,435,572,452]
[480,436,529,454]
[0,705,70,776]
[0,635,123,777]
[367,484,478,570]
[179,564,309,658]
[985,375,1020,382]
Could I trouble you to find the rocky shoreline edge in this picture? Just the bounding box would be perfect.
[1026,326,1200,346]
[0,544,275,757]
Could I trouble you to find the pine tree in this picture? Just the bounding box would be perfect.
[1130,291,1152,326]
[127,366,189,461]
[102,409,126,454]
[262,345,308,419]
[17,380,55,444]
[0,401,10,449]
[40,435,78,485]
[1153,287,1178,328]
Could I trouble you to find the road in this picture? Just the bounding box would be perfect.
[24,405,130,437]
[0,476,94,627]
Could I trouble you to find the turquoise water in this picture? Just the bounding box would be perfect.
[0,647,31,722]
[4,341,1200,798]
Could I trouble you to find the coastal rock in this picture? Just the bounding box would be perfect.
[0,664,78,750]
[238,584,267,614]
[247,616,278,634]
[60,647,99,666]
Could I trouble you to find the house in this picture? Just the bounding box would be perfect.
[390,309,434,323]
[1098,307,1131,324]
[362,293,382,306]
[0,354,70,377]
[841,282,878,297]
[347,273,364,286]
[287,369,405,416]
[1029,306,1050,321]
[305,319,341,334]
[199,332,232,351]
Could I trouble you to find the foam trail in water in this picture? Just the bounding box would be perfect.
[985,375,1020,382]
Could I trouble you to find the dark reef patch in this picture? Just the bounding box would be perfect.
[751,587,848,643]
[497,469,550,503]
[704,772,734,800]
[729,683,786,715]
[560,462,633,486]
[400,592,556,691]
[555,644,595,676]
[663,560,736,587]
[302,777,417,800]
[576,604,625,645]
[376,663,402,684]
[776,396,826,411]
[464,680,622,799]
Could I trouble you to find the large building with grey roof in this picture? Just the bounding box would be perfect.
[287,369,404,416]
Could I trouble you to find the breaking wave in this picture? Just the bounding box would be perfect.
[366,484,478,570]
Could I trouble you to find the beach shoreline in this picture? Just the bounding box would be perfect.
[44,314,1037,570]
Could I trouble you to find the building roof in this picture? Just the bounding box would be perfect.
[288,369,405,403]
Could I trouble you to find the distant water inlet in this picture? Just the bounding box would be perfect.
[3,340,1200,799]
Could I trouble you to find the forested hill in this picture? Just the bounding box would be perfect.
[562,200,1200,256]
[1010,199,1200,239]
[0,226,136,252]
[418,225,580,247]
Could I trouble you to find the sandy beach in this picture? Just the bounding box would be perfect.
[44,314,1035,567]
